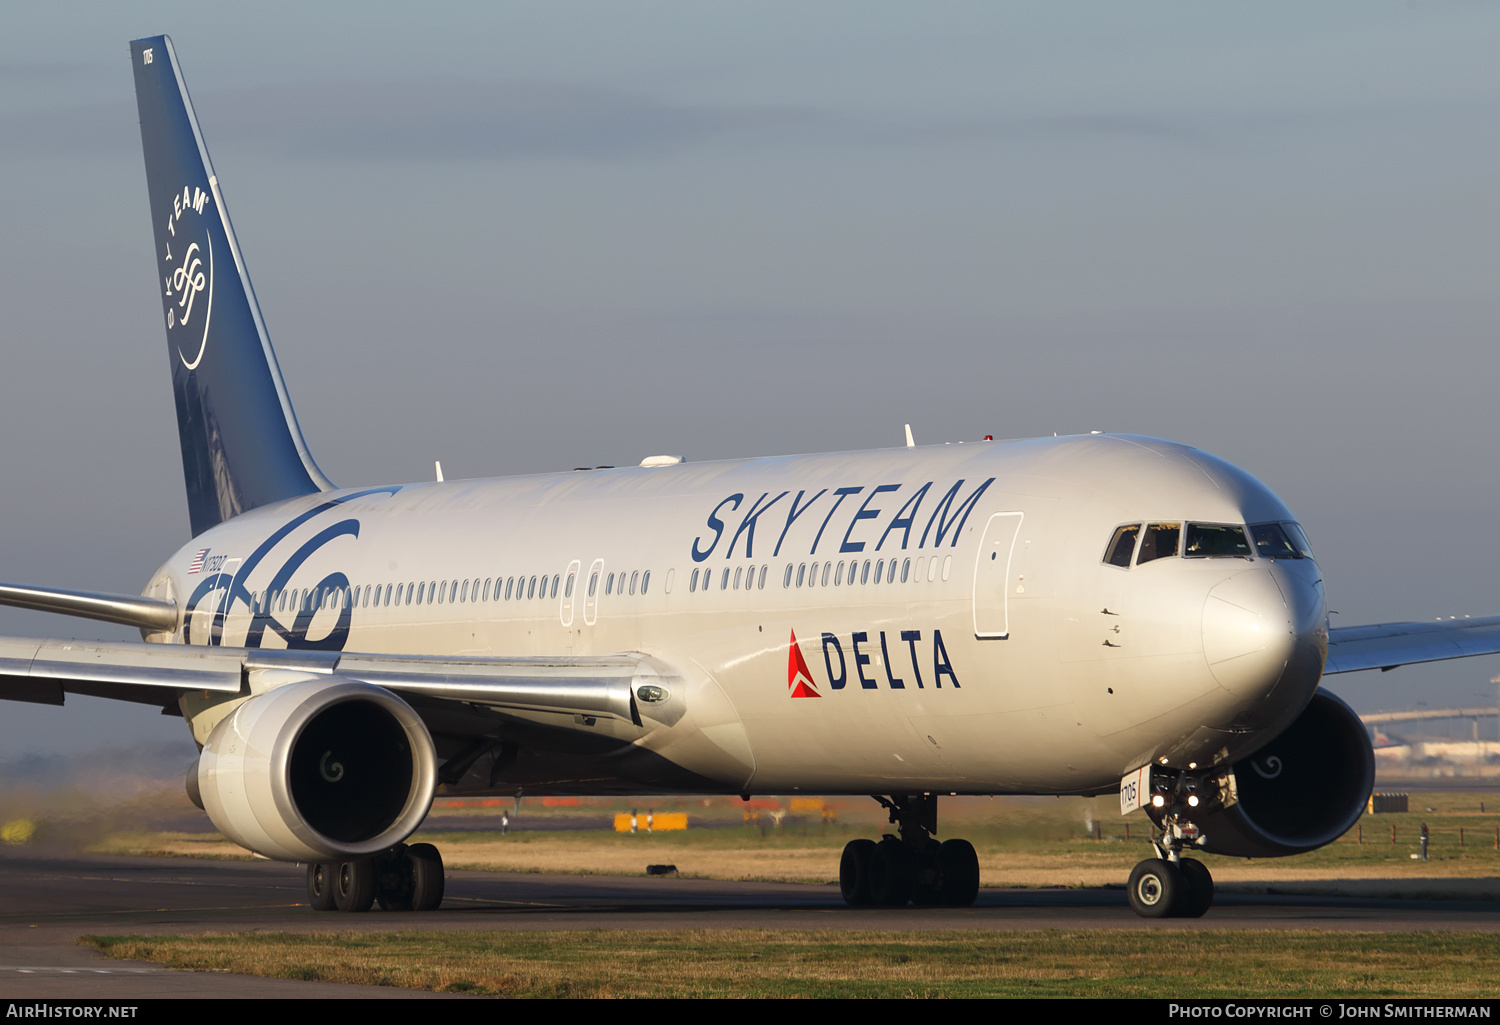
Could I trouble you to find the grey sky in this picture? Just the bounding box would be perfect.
[2,2,1500,762]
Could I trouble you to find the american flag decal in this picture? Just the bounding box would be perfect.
[187,548,209,574]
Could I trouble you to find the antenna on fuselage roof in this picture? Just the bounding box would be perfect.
[435,461,444,482]
[904,424,916,448]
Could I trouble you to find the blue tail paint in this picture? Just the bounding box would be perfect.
[131,36,332,537]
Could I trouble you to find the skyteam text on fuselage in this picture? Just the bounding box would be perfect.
[3,35,1498,917]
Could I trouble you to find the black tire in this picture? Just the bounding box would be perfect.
[333,858,376,913]
[305,862,336,912]
[1127,858,1183,919]
[909,840,943,906]
[839,838,877,906]
[375,844,414,912]
[409,842,445,911]
[937,838,980,907]
[1177,858,1214,918]
[869,838,916,907]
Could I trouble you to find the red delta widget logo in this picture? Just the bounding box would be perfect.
[788,629,821,697]
[787,627,961,697]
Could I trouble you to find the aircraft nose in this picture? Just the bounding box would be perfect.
[1201,567,1308,697]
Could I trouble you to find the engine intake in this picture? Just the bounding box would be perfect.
[1181,689,1374,857]
[196,678,437,862]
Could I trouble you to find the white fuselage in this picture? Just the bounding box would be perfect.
[150,433,1328,797]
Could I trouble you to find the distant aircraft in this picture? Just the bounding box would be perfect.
[3,35,1497,918]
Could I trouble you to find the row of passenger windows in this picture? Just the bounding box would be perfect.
[246,553,955,616]
[1102,521,1313,569]
[587,569,650,597]
[247,568,650,616]
[690,564,768,592]
[688,554,953,593]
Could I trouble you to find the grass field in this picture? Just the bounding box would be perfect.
[81,790,1500,893]
[56,789,1500,997]
[83,929,1500,998]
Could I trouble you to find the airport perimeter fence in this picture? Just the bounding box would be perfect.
[1344,823,1500,849]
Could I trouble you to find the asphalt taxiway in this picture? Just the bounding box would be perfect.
[1,851,1496,997]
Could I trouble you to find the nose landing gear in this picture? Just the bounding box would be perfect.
[839,794,980,908]
[1126,853,1214,918]
[1127,772,1216,918]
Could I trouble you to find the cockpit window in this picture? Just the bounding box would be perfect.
[1103,524,1140,568]
[1185,523,1252,558]
[1137,522,1181,565]
[1250,522,1302,559]
[1283,522,1315,559]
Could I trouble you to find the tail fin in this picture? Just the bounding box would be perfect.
[130,36,331,537]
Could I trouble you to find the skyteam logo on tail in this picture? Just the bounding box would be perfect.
[161,184,215,369]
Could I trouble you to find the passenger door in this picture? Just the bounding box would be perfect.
[972,512,1023,639]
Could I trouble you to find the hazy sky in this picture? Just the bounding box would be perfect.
[2,2,1500,762]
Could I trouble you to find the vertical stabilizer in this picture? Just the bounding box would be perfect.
[130,36,332,537]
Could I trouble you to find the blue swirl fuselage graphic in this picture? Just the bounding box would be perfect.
[183,487,399,650]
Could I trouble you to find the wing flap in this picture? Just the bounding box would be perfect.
[0,636,658,727]
[0,636,245,706]
[337,652,645,725]
[1324,615,1500,674]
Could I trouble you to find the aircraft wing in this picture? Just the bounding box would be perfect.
[0,636,241,706]
[0,635,654,729]
[1324,615,1500,675]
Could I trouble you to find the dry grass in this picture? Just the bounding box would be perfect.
[82,791,1500,894]
[435,834,848,882]
[89,831,257,860]
[84,929,1500,998]
[411,791,1500,892]
[422,830,1500,890]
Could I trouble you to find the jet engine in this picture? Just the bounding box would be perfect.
[193,678,437,862]
[1156,689,1375,858]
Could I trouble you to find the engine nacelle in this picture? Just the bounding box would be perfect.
[1172,689,1374,858]
[195,678,437,862]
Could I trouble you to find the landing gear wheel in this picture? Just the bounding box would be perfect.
[306,862,336,911]
[1127,858,1183,919]
[371,843,446,912]
[839,838,877,906]
[376,844,415,911]
[333,858,376,913]
[869,837,916,907]
[1177,858,1214,918]
[408,842,445,911]
[909,840,943,906]
[937,838,980,907]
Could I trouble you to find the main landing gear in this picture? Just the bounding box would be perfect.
[306,842,446,912]
[1127,774,1215,919]
[839,794,980,907]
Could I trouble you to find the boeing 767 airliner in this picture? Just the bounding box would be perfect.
[2,36,1496,918]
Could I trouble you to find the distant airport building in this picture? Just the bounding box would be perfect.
[1362,705,1500,778]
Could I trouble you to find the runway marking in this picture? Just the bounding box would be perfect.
[78,874,301,891]
[3,871,302,894]
[0,967,160,974]
[443,896,570,909]
[0,903,307,921]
